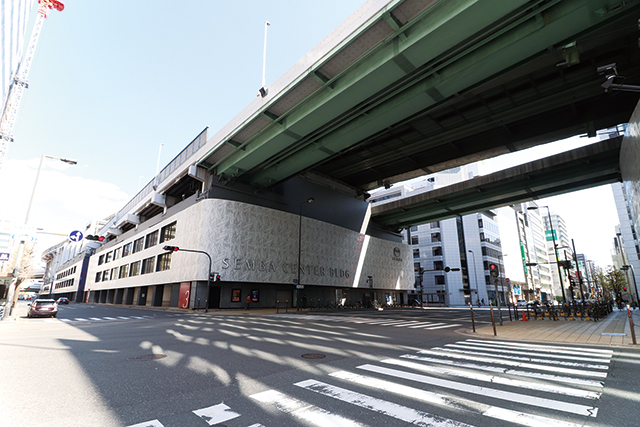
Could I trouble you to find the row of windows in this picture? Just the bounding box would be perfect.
[55,278,74,289]
[56,266,77,280]
[97,222,176,266]
[94,253,172,283]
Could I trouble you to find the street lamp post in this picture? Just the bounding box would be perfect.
[7,155,76,317]
[571,239,586,302]
[468,250,479,306]
[621,264,639,308]
[297,198,314,310]
[163,246,211,310]
[527,206,566,302]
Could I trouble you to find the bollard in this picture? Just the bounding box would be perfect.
[628,306,637,345]
[489,303,497,336]
[469,303,476,333]
[276,299,280,314]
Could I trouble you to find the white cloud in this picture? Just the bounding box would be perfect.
[0,157,131,260]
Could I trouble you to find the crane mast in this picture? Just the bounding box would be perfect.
[0,0,64,170]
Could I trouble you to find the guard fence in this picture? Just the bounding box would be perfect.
[519,301,614,322]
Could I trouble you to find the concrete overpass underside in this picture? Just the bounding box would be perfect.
[371,136,622,229]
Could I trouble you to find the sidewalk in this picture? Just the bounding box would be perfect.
[467,308,640,346]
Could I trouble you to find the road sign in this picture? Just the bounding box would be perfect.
[296,284,304,289]
[505,278,510,283]
[0,252,9,262]
[69,230,83,242]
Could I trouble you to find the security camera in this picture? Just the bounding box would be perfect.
[597,63,617,77]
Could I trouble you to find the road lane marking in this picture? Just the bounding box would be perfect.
[192,403,240,426]
[433,347,609,370]
[329,370,589,427]
[379,358,601,399]
[449,343,611,363]
[418,349,608,378]
[251,389,365,426]
[404,353,606,384]
[126,419,164,427]
[295,379,475,427]
[425,324,461,330]
[357,364,598,417]
[465,339,614,356]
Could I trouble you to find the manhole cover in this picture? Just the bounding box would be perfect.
[127,354,167,361]
[301,353,326,359]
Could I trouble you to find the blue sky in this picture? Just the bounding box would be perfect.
[0,0,622,267]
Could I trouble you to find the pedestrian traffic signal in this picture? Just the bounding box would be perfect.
[489,263,499,277]
[86,235,105,242]
[163,245,179,252]
[474,289,477,294]
[624,287,627,291]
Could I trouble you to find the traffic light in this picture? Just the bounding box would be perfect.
[474,289,478,294]
[489,263,499,277]
[216,274,221,282]
[163,245,179,252]
[86,235,105,242]
[624,287,627,291]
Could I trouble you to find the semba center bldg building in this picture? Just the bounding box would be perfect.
[41,131,414,310]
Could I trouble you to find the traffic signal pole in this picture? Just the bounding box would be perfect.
[163,246,211,311]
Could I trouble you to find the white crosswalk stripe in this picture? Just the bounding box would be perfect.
[58,315,159,324]
[271,313,461,330]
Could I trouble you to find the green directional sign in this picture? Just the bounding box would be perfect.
[545,230,557,241]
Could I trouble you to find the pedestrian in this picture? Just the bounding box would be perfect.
[246,295,251,310]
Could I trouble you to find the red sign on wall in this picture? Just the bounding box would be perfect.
[179,282,191,309]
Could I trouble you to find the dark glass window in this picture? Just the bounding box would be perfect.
[130,261,141,277]
[160,222,177,243]
[119,264,129,279]
[156,253,171,271]
[141,257,155,275]
[133,237,144,253]
[122,242,132,257]
[411,235,419,245]
[413,249,420,259]
[145,230,159,249]
[432,246,442,256]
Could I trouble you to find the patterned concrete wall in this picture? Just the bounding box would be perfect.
[88,199,414,292]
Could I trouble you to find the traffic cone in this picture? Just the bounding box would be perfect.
[522,310,527,321]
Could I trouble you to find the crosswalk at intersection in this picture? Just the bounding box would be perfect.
[128,339,614,427]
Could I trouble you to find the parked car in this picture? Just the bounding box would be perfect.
[27,299,58,318]
[57,297,69,304]
[516,299,527,308]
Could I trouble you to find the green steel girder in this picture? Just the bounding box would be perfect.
[207,0,636,191]
[209,0,538,180]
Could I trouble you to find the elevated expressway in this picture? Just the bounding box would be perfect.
[371,136,622,228]
[130,0,639,233]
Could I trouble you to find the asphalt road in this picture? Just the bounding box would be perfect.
[1,302,638,427]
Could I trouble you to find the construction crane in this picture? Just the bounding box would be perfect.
[0,0,65,170]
